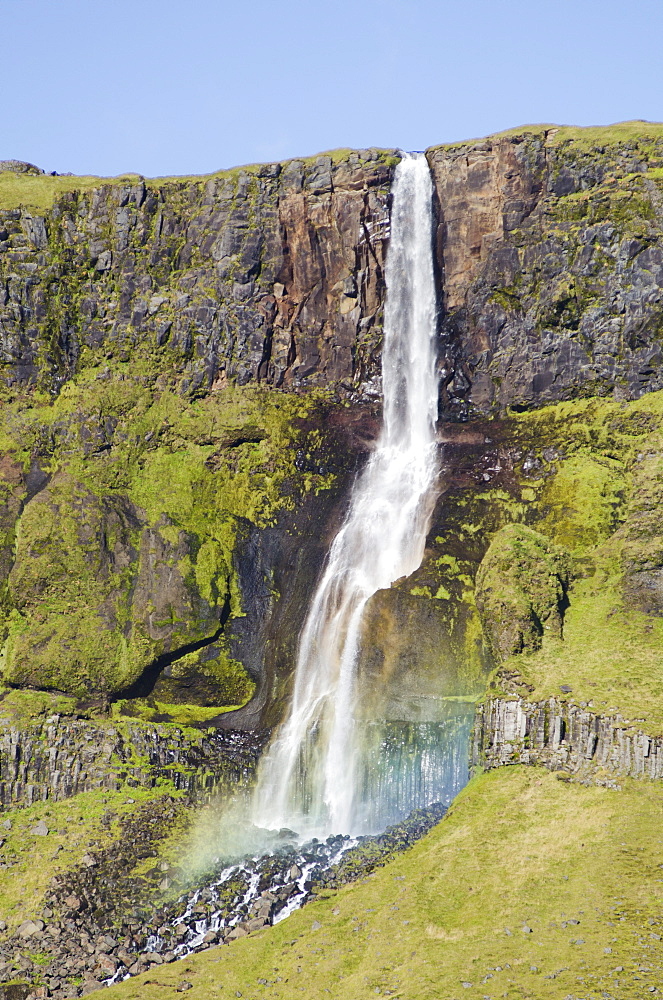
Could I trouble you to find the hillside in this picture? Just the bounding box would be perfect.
[0,122,663,999]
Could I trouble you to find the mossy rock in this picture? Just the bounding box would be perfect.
[150,645,255,707]
[620,452,663,613]
[475,523,571,660]
[2,473,228,697]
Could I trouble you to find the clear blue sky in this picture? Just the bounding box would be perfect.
[3,0,662,177]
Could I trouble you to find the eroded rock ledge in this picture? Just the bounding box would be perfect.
[0,719,266,809]
[472,696,663,780]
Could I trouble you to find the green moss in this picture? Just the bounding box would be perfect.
[475,524,571,661]
[0,786,183,933]
[111,699,245,726]
[537,453,627,553]
[4,357,333,704]
[463,391,663,727]
[104,768,663,1000]
[0,171,141,212]
[0,362,336,699]
[0,687,78,723]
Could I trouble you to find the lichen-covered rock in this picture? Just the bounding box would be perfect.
[0,151,395,397]
[475,523,571,660]
[620,451,663,612]
[428,124,663,417]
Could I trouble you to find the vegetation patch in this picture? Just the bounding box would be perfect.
[0,786,185,934]
[102,768,663,1000]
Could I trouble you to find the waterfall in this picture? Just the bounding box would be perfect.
[252,153,440,838]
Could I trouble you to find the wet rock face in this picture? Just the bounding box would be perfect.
[428,130,663,417]
[0,152,394,396]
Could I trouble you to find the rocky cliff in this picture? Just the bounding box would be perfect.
[430,123,663,417]
[0,151,394,395]
[2,123,663,737]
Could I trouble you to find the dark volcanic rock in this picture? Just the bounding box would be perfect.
[428,127,663,417]
[0,152,395,396]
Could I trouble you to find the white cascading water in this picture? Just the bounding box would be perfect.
[251,153,440,838]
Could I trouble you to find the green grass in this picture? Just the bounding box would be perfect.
[431,120,663,152]
[104,767,663,1000]
[0,786,183,933]
[0,171,141,212]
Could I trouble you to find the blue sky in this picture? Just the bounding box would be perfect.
[3,0,662,177]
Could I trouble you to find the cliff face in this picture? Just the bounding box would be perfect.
[0,151,393,396]
[2,126,663,734]
[429,125,663,417]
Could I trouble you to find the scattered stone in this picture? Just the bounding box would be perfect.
[96,954,118,976]
[559,685,573,694]
[311,921,322,931]
[30,821,49,837]
[522,925,532,934]
[177,986,193,994]
[17,919,45,938]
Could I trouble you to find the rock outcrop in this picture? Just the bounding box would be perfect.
[0,717,266,809]
[429,124,663,417]
[0,152,394,396]
[474,523,570,660]
[473,695,663,780]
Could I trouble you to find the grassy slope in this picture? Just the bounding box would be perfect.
[431,120,663,151]
[494,390,663,733]
[105,768,663,1000]
[0,786,184,934]
[490,573,663,731]
[0,148,396,212]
